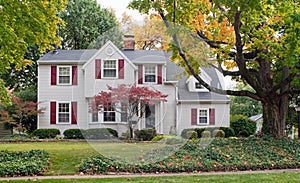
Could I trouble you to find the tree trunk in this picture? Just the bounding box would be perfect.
[262,96,288,137]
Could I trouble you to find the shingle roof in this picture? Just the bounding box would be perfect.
[122,50,168,64]
[38,46,228,102]
[166,57,229,102]
[38,49,98,63]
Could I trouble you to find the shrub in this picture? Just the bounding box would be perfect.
[82,128,118,140]
[186,131,197,139]
[212,130,225,138]
[219,127,235,137]
[63,129,84,139]
[0,150,49,176]
[134,128,157,141]
[165,136,184,145]
[201,131,211,138]
[152,135,165,142]
[31,128,60,139]
[230,115,256,137]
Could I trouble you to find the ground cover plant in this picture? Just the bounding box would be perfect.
[1,172,300,183]
[79,136,300,174]
[0,150,49,176]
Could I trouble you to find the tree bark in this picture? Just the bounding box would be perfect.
[262,96,287,137]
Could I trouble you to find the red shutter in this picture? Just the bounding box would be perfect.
[50,102,56,124]
[209,108,215,125]
[71,102,77,124]
[138,65,143,84]
[95,59,101,79]
[72,66,78,85]
[191,108,197,125]
[51,66,57,85]
[157,65,162,84]
[118,59,124,79]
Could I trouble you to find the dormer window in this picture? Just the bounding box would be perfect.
[144,65,156,83]
[195,82,204,89]
[103,60,117,78]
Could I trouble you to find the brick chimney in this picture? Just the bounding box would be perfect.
[124,34,135,51]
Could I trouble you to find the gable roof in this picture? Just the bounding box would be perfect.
[38,49,98,64]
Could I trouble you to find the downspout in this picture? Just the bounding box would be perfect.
[173,83,179,134]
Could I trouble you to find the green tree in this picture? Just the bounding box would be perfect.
[130,0,300,137]
[230,84,262,117]
[59,0,123,49]
[0,0,66,104]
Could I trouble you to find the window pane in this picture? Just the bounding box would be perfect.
[199,110,207,116]
[59,114,69,123]
[58,67,71,84]
[103,60,116,69]
[195,83,204,89]
[92,113,98,122]
[103,70,116,77]
[145,75,156,82]
[59,103,69,112]
[104,112,116,121]
[199,117,207,123]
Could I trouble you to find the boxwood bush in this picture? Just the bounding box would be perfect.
[134,128,157,141]
[63,129,84,139]
[0,150,49,176]
[31,128,60,139]
[82,128,118,140]
[230,115,256,137]
[181,127,235,139]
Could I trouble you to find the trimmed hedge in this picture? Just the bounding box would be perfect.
[181,127,235,139]
[134,128,157,141]
[82,128,118,140]
[31,129,60,139]
[230,115,256,137]
[0,150,49,176]
[63,129,84,139]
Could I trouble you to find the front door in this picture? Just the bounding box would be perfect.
[145,104,155,129]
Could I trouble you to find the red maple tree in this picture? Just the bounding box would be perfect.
[90,84,168,138]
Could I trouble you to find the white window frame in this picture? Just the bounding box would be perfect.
[143,65,157,83]
[198,108,209,125]
[57,66,72,85]
[57,102,71,124]
[102,59,118,79]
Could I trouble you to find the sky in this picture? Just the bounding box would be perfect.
[97,0,145,21]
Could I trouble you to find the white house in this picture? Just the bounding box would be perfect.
[37,38,230,136]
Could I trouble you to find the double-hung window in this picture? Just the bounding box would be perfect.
[198,109,209,124]
[104,105,116,122]
[58,66,71,85]
[58,102,71,123]
[103,60,117,78]
[144,65,156,83]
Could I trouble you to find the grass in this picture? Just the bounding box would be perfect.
[0,141,166,175]
[1,172,300,182]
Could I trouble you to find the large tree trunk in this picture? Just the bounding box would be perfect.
[262,95,288,137]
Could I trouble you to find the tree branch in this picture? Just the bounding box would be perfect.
[158,10,262,101]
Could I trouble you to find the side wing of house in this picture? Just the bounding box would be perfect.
[37,49,98,133]
[166,61,230,135]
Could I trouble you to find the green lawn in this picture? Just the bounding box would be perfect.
[0,141,166,175]
[1,172,300,183]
